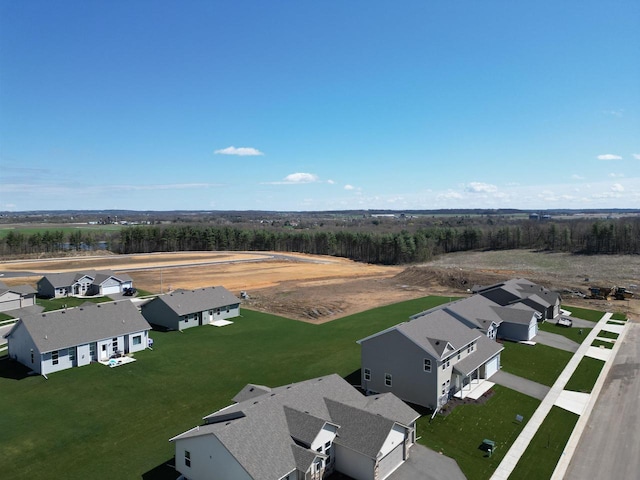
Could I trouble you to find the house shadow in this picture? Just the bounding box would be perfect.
[0,357,33,380]
[343,368,361,387]
[141,458,178,480]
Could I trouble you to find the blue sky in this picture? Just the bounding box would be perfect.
[1,0,639,212]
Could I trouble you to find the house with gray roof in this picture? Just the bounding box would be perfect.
[140,286,240,330]
[37,270,133,298]
[170,374,420,480]
[4,300,151,375]
[358,310,503,410]
[473,278,561,320]
[0,280,36,312]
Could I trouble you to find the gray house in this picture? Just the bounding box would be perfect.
[473,278,561,320]
[37,270,133,298]
[140,286,240,331]
[358,309,504,410]
[170,374,420,480]
[4,300,151,375]
[0,281,37,312]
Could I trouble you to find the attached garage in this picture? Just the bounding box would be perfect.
[377,442,404,480]
[484,354,500,379]
[101,284,122,295]
[527,321,538,340]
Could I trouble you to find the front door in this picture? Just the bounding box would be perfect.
[100,344,108,361]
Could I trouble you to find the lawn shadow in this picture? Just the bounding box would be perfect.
[0,357,34,380]
[343,368,361,387]
[141,458,177,480]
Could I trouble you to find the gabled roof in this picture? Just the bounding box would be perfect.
[476,278,560,307]
[453,335,504,376]
[492,305,536,325]
[148,286,240,316]
[395,310,481,359]
[0,281,37,296]
[172,374,419,480]
[5,300,150,353]
[38,270,132,288]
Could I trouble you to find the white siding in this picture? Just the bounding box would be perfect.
[6,322,41,374]
[485,354,500,378]
[310,424,338,451]
[41,347,75,375]
[127,331,148,354]
[174,436,252,480]
[77,343,92,367]
[377,443,404,480]
[0,291,21,312]
[379,424,405,457]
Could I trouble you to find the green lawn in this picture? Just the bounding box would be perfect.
[597,330,619,339]
[0,312,15,321]
[500,342,573,387]
[0,296,452,480]
[36,296,113,312]
[419,385,540,480]
[538,321,591,344]
[509,406,579,479]
[591,339,614,349]
[563,306,605,322]
[564,356,605,393]
[611,312,627,321]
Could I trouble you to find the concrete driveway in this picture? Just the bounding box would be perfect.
[389,444,466,480]
[533,330,579,353]
[491,370,550,401]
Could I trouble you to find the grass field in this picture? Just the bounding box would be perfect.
[564,356,605,393]
[499,342,573,387]
[36,296,113,312]
[564,306,605,322]
[597,330,619,339]
[418,385,540,480]
[509,406,579,479]
[0,225,122,238]
[0,297,451,480]
[591,339,614,349]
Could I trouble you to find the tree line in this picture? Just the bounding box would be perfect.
[2,216,638,263]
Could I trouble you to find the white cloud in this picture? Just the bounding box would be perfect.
[602,109,624,117]
[214,146,264,156]
[344,184,355,190]
[327,179,335,185]
[633,154,640,160]
[260,173,319,185]
[465,182,498,193]
[611,183,625,192]
[597,154,622,160]
[438,190,464,200]
[608,173,625,178]
[571,174,585,180]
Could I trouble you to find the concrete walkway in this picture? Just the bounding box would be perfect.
[491,370,550,401]
[491,312,621,480]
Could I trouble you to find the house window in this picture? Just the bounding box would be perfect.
[30,349,34,364]
[424,359,431,372]
[446,359,450,367]
[90,343,96,358]
[384,373,392,387]
[112,338,118,353]
[69,347,76,362]
[364,368,371,381]
[442,363,446,371]
[184,450,191,468]
[133,335,142,346]
[325,441,331,450]
[467,346,471,354]
[209,310,213,316]
[457,353,461,360]
[52,350,59,365]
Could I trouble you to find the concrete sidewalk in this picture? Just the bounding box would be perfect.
[490,312,617,480]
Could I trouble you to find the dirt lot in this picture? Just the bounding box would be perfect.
[1,250,638,322]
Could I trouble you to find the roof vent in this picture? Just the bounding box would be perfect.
[44,335,48,339]
[249,387,254,392]
[253,401,259,405]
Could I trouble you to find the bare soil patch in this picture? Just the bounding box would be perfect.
[2,250,638,322]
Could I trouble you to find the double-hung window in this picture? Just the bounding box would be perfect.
[384,373,392,387]
[185,450,191,468]
[424,359,431,372]
[364,368,371,381]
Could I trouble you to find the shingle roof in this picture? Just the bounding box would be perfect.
[492,305,536,325]
[397,310,480,359]
[7,300,150,353]
[0,281,36,295]
[453,335,504,376]
[38,270,132,288]
[153,286,240,315]
[174,374,419,480]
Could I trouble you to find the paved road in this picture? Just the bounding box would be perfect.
[533,330,579,353]
[564,321,640,480]
[491,370,550,401]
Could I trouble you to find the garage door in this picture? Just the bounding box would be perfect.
[485,356,499,379]
[102,285,121,295]
[528,321,538,341]
[378,443,404,480]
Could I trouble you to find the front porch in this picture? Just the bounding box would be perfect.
[453,378,495,400]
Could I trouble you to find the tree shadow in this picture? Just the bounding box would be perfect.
[0,357,33,380]
[141,458,177,480]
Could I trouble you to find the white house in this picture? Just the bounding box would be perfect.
[37,270,134,298]
[170,374,420,480]
[4,300,151,375]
